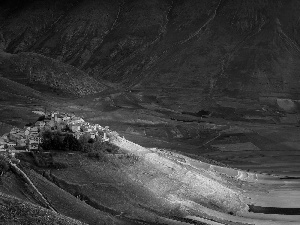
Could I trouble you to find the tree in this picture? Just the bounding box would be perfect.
[63,134,81,151]
[0,156,9,175]
[78,134,91,152]
[41,131,64,150]
[41,130,53,150]
[37,115,45,121]
[52,134,62,150]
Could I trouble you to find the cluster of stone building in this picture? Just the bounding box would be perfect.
[0,126,37,153]
[0,111,110,154]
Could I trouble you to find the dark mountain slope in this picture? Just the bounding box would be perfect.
[0,192,85,225]
[1,0,300,113]
[0,76,42,102]
[0,75,44,127]
[0,51,107,96]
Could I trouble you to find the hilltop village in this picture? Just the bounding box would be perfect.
[0,111,111,154]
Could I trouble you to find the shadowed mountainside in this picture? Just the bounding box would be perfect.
[0,51,108,96]
[0,192,86,225]
[1,0,300,113]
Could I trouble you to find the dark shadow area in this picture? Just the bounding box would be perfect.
[182,110,211,118]
[249,205,300,215]
[280,177,300,180]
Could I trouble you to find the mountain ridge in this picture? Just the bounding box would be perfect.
[1,0,300,106]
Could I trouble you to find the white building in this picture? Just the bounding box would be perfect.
[28,137,41,150]
[16,138,27,147]
[10,127,21,134]
[62,116,71,122]
[1,134,9,142]
[29,127,39,136]
[44,118,55,128]
[0,142,6,149]
[7,142,16,147]
[90,132,96,139]
[73,132,85,140]
[54,115,63,123]
[35,121,45,129]
[9,133,19,142]
[51,112,59,119]
[71,124,81,133]
[24,128,30,137]
[83,127,92,132]
[103,133,109,142]
[71,117,85,124]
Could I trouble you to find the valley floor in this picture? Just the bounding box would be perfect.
[1,92,300,224]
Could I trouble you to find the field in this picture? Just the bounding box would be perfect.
[202,123,300,177]
[1,71,300,224]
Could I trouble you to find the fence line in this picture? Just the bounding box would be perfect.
[10,163,56,212]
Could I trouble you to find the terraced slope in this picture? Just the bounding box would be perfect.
[110,136,300,225]
[16,136,299,225]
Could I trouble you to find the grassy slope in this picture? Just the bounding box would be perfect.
[0,51,107,97]
[22,168,125,225]
[46,152,248,224]
[0,76,42,102]
[23,152,200,224]
[0,192,85,225]
[47,154,168,223]
[0,76,43,127]
[0,158,126,225]
[0,122,13,136]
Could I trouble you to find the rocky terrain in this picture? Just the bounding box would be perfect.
[1,0,300,116]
